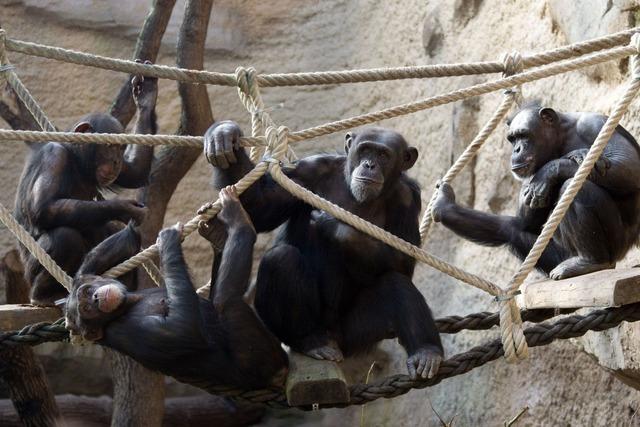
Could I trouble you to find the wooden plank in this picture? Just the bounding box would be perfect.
[516,268,640,309]
[285,350,349,407]
[0,304,62,331]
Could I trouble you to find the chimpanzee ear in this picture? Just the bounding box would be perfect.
[403,147,419,170]
[83,325,103,342]
[344,132,355,154]
[538,108,558,125]
[73,121,94,133]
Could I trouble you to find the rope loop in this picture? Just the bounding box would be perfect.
[501,51,523,77]
[631,34,640,80]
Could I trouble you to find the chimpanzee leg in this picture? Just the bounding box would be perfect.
[254,244,339,359]
[551,180,623,279]
[341,272,442,356]
[26,227,89,305]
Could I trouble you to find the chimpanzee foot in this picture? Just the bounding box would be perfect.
[406,346,443,380]
[549,257,615,280]
[217,186,256,234]
[304,340,344,362]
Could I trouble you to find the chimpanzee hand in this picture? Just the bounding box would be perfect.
[117,200,148,225]
[204,121,242,169]
[406,346,443,380]
[567,149,610,176]
[310,210,335,227]
[431,181,456,222]
[523,173,553,209]
[131,60,158,112]
[156,222,184,254]
[217,186,255,235]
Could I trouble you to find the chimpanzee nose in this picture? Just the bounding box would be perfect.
[364,160,375,169]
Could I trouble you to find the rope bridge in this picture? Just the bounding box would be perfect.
[1,26,640,405]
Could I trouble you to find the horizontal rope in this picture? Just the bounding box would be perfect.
[3,28,637,87]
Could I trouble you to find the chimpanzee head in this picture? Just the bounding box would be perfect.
[506,104,562,180]
[65,275,129,341]
[344,127,418,203]
[69,113,126,187]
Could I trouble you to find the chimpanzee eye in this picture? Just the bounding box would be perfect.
[83,304,92,311]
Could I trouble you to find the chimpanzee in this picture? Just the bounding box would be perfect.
[432,102,640,279]
[14,66,157,305]
[65,187,288,391]
[204,122,443,380]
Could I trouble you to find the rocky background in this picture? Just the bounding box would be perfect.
[2,0,640,425]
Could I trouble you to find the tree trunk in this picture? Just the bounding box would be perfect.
[107,2,176,426]
[0,250,60,426]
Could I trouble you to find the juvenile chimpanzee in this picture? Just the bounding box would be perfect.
[432,102,640,279]
[65,187,288,391]
[14,68,157,305]
[205,122,443,379]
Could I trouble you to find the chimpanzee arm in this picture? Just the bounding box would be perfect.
[77,223,141,276]
[207,121,335,232]
[211,226,256,311]
[31,148,144,229]
[157,228,200,324]
[113,77,157,188]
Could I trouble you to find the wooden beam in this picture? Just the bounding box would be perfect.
[0,304,61,331]
[285,350,349,407]
[517,268,640,310]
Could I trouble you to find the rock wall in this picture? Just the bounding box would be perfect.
[2,0,640,425]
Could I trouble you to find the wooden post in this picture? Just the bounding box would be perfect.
[285,350,349,407]
[0,250,61,426]
[517,267,640,309]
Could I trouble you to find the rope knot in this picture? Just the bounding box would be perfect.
[501,51,523,77]
[265,125,290,163]
[631,34,640,80]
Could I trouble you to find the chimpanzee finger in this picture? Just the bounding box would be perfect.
[213,133,230,169]
[428,356,441,379]
[407,360,417,380]
[222,130,237,165]
[417,356,427,379]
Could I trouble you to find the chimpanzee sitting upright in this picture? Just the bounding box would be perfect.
[204,122,443,379]
[65,187,288,391]
[432,102,640,279]
[14,69,157,305]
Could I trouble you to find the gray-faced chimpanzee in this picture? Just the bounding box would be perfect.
[204,122,443,380]
[14,64,157,306]
[432,102,640,279]
[65,187,288,391]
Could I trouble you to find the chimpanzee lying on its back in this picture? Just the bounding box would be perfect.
[65,187,288,391]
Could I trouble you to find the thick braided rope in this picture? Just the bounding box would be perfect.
[419,51,522,241]
[104,161,269,278]
[0,203,72,290]
[3,302,638,409]
[0,30,56,132]
[286,44,637,144]
[4,28,637,87]
[141,260,164,287]
[0,306,564,348]
[498,34,640,363]
[266,128,500,295]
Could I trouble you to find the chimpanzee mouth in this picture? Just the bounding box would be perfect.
[510,163,530,172]
[354,176,383,185]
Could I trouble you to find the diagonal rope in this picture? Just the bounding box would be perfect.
[0,30,56,132]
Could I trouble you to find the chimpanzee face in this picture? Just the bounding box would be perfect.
[95,145,125,187]
[345,128,418,203]
[65,276,128,341]
[507,107,559,180]
[72,113,126,187]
